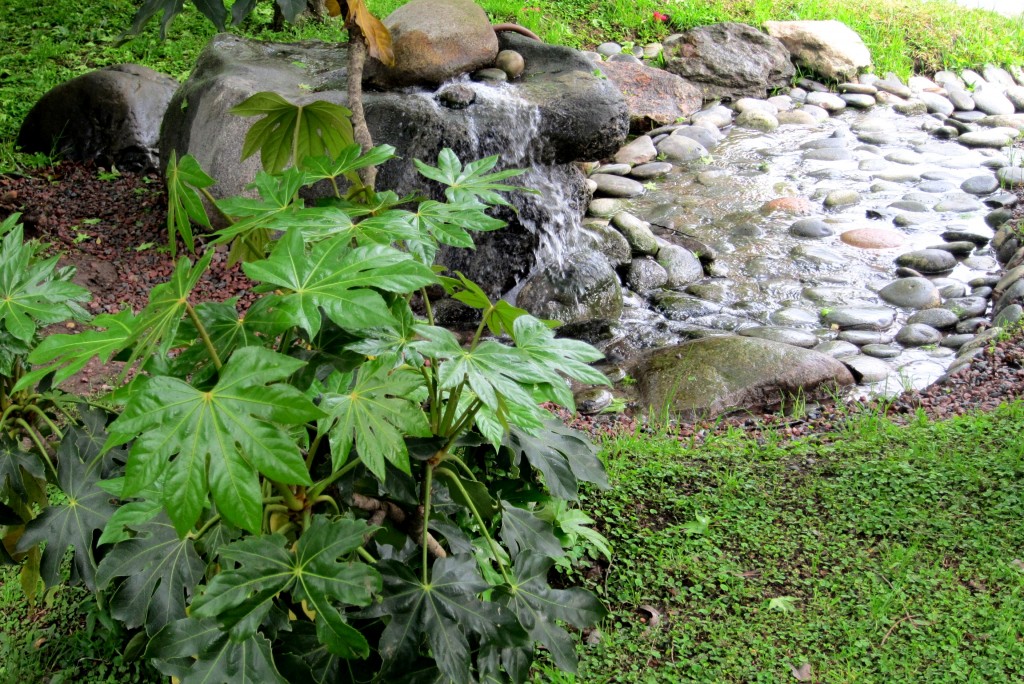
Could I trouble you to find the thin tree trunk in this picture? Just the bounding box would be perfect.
[346,25,377,191]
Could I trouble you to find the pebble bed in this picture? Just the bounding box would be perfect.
[577,44,1024,402]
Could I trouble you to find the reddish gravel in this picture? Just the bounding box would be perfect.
[2,159,1024,433]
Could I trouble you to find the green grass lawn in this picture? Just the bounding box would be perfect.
[544,403,1024,682]
[2,0,1024,170]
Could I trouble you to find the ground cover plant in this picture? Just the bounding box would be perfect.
[2,0,1024,170]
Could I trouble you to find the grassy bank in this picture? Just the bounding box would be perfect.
[545,402,1024,682]
[2,0,1024,170]
[4,401,1022,682]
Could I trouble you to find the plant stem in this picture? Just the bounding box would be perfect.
[24,404,62,439]
[420,288,435,326]
[435,466,511,584]
[185,301,222,370]
[306,428,326,470]
[468,307,494,350]
[444,454,478,482]
[445,398,482,444]
[438,382,465,436]
[192,513,222,541]
[199,187,235,226]
[312,494,340,515]
[345,24,377,190]
[307,458,361,499]
[16,418,58,482]
[356,546,376,564]
[422,463,433,584]
[274,481,305,512]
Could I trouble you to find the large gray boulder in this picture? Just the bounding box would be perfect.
[628,335,854,419]
[598,59,703,131]
[159,33,628,297]
[515,250,623,338]
[17,65,179,172]
[662,23,794,100]
[363,0,498,89]
[764,20,871,82]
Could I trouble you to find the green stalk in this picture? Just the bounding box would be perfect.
[311,495,340,516]
[468,305,494,350]
[192,513,223,541]
[329,176,342,199]
[438,382,466,436]
[277,327,295,356]
[307,458,361,500]
[16,418,57,482]
[274,481,305,512]
[185,301,222,370]
[291,107,303,183]
[0,403,18,428]
[356,546,376,564]
[420,288,436,326]
[199,187,236,226]
[422,464,433,584]
[445,398,483,444]
[421,366,440,431]
[435,466,511,584]
[443,454,478,482]
[306,427,327,470]
[24,404,62,439]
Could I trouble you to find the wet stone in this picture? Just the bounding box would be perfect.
[985,207,1014,228]
[937,281,967,299]
[927,241,976,257]
[657,244,703,287]
[993,304,1024,327]
[736,109,779,132]
[917,91,955,117]
[893,213,930,228]
[626,257,669,293]
[671,126,721,151]
[587,198,623,219]
[894,249,957,274]
[822,306,896,330]
[612,212,659,255]
[862,344,901,359]
[918,180,956,193]
[952,110,988,123]
[824,189,861,208]
[738,326,819,348]
[958,130,1013,148]
[943,296,989,320]
[575,387,614,415]
[841,93,876,109]
[996,168,1024,188]
[629,162,674,180]
[889,200,930,213]
[895,323,943,347]
[838,330,895,345]
[769,307,819,327]
[932,196,984,213]
[803,148,853,162]
[940,334,975,349]
[839,354,892,383]
[591,174,646,198]
[878,277,941,309]
[657,135,708,163]
[595,163,632,176]
[805,91,846,112]
[907,307,959,329]
[971,285,993,297]
[961,174,999,195]
[814,340,861,357]
[840,228,906,249]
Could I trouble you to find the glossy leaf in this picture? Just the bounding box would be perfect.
[191,517,379,656]
[414,150,524,206]
[147,616,287,684]
[17,448,114,590]
[231,93,354,174]
[95,515,204,634]
[494,552,607,673]
[165,151,215,258]
[125,0,226,39]
[0,222,89,342]
[0,435,44,498]
[319,361,431,477]
[107,347,323,535]
[505,421,609,500]
[243,229,435,337]
[368,556,526,682]
[499,502,562,560]
[22,309,136,392]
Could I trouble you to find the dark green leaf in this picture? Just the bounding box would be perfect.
[0,436,44,498]
[499,502,562,560]
[95,516,204,634]
[23,309,136,392]
[230,0,258,24]
[494,551,606,673]
[17,450,115,590]
[275,0,306,22]
[147,617,287,684]
[367,555,524,682]
[107,347,322,535]
[123,0,185,39]
[505,421,608,500]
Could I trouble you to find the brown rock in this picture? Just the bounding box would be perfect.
[599,60,702,131]
[762,196,813,214]
[840,228,907,249]
[364,0,498,89]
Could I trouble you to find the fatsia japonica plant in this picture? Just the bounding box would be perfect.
[13,94,613,682]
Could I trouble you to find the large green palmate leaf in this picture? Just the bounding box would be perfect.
[508,315,608,408]
[318,360,431,478]
[147,616,287,684]
[190,517,379,657]
[95,515,204,635]
[106,347,323,535]
[0,222,89,342]
[165,151,215,258]
[414,150,524,206]
[17,446,115,590]
[243,229,436,337]
[494,551,606,674]
[499,502,562,560]
[366,555,527,682]
[231,93,354,174]
[504,421,609,501]
[19,309,136,393]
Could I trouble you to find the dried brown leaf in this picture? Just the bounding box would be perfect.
[346,0,394,67]
[790,662,812,682]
